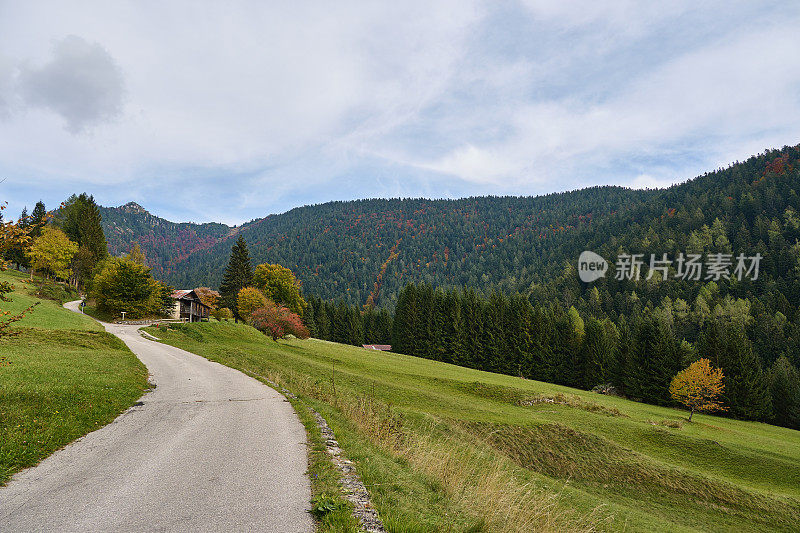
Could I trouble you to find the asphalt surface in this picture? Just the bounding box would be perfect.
[0,301,313,532]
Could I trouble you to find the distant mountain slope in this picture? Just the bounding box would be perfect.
[102,188,644,305]
[99,144,800,309]
[99,202,236,278]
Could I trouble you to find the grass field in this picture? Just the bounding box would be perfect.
[149,320,800,532]
[0,269,148,485]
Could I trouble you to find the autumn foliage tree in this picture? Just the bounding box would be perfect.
[669,358,726,421]
[1,202,51,271]
[27,227,78,281]
[0,203,42,343]
[249,301,309,342]
[194,287,220,310]
[237,287,268,322]
[253,263,307,316]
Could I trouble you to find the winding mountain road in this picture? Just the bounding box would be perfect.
[0,301,313,532]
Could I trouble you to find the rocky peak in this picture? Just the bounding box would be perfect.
[120,202,148,214]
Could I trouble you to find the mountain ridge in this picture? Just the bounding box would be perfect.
[99,144,800,309]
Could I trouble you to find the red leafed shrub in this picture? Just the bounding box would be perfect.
[249,301,309,342]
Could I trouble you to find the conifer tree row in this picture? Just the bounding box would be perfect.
[306,281,795,429]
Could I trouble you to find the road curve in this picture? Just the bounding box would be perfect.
[0,301,313,533]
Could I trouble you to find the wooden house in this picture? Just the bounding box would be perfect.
[170,290,211,322]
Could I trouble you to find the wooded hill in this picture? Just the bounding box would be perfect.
[102,188,648,306]
[99,201,230,279]
[101,145,800,313]
[92,143,800,428]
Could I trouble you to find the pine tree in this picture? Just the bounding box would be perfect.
[616,317,639,397]
[523,306,556,382]
[392,284,418,356]
[304,302,317,338]
[316,300,331,340]
[458,288,484,369]
[557,307,586,388]
[218,236,254,321]
[632,314,681,404]
[582,317,615,389]
[57,194,108,287]
[29,201,46,238]
[699,321,772,421]
[416,284,435,358]
[767,356,800,429]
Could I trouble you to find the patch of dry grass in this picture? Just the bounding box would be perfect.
[648,419,683,429]
[519,393,627,418]
[259,368,600,532]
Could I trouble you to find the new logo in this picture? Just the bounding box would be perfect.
[578,251,608,282]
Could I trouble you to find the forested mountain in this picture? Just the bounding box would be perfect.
[99,202,232,278]
[100,145,800,315]
[102,189,648,305]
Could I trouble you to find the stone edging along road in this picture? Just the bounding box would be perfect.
[0,301,313,533]
[247,372,387,533]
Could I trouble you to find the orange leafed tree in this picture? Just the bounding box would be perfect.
[249,301,309,342]
[669,358,726,421]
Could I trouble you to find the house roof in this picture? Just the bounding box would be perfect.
[171,289,193,299]
[170,290,211,309]
[363,344,391,351]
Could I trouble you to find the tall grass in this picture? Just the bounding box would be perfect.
[149,322,800,532]
[257,368,598,532]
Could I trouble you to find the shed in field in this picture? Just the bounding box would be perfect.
[362,344,391,351]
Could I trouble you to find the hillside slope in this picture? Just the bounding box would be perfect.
[100,144,800,311]
[99,202,233,279]
[0,270,148,484]
[151,320,800,532]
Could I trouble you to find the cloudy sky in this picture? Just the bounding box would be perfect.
[1,1,799,225]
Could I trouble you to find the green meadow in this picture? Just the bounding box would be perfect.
[0,269,148,485]
[150,320,800,532]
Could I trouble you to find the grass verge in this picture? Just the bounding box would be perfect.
[0,270,148,485]
[148,320,800,532]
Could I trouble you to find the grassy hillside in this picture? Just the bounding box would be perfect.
[149,320,800,532]
[0,270,148,485]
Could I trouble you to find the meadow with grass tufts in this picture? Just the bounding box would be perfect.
[149,320,800,532]
[0,269,148,485]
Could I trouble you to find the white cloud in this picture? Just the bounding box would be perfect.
[18,35,124,133]
[0,1,798,222]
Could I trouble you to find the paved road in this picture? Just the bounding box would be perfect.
[0,301,313,533]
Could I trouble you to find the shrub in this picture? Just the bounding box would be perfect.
[249,301,309,341]
[211,307,233,321]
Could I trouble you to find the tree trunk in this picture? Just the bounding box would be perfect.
[688,408,694,422]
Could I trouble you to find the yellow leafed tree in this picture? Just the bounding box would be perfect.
[237,287,269,322]
[669,358,726,421]
[253,263,306,315]
[27,227,78,281]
